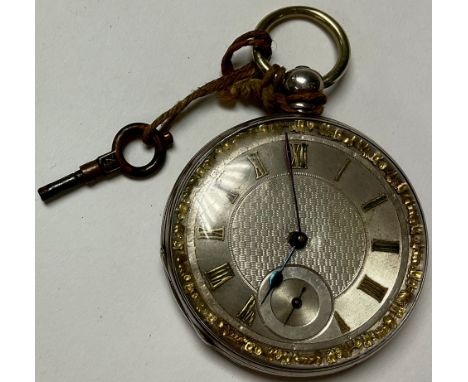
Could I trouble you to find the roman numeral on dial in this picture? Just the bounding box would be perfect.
[334,311,350,334]
[290,142,308,169]
[204,263,234,290]
[362,194,388,212]
[197,226,225,241]
[357,275,388,303]
[237,295,256,326]
[247,153,268,179]
[372,239,400,254]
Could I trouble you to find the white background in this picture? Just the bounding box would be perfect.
[36,1,431,381]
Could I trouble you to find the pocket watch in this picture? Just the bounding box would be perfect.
[38,5,428,379]
[159,8,427,377]
[161,114,427,376]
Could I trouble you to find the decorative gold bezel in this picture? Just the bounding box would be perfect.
[167,117,426,372]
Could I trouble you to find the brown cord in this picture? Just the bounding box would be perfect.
[143,30,326,145]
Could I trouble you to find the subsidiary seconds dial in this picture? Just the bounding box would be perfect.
[162,115,427,376]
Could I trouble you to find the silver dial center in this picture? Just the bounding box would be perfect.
[229,173,367,296]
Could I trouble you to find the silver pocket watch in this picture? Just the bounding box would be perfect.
[39,6,428,378]
[159,8,427,377]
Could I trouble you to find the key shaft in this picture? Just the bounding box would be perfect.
[38,123,172,202]
[38,151,120,201]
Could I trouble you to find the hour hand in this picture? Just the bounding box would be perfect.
[260,268,283,304]
[260,246,296,304]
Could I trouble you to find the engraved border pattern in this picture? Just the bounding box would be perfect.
[169,119,426,370]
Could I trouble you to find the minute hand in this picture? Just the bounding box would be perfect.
[285,132,302,233]
[284,133,308,250]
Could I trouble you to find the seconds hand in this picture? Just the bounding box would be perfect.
[284,286,307,326]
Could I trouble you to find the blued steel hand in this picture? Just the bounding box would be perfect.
[284,132,302,233]
[261,246,297,304]
[283,286,307,326]
[260,133,309,305]
[284,132,308,249]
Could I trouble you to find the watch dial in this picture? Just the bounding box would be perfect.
[162,115,427,376]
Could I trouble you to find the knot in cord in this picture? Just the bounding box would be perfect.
[218,64,290,113]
